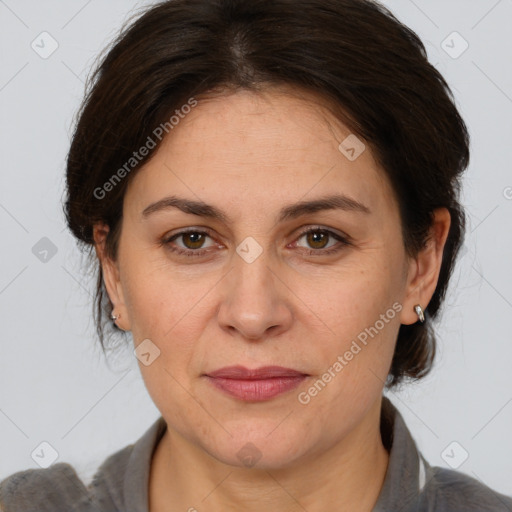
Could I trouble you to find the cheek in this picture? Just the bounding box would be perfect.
[121,262,215,419]
[311,256,403,341]
[120,243,213,338]
[299,253,404,399]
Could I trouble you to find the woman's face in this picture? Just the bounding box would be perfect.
[99,87,434,468]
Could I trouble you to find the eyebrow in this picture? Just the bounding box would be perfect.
[141,193,371,224]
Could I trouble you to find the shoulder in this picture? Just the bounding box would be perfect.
[380,397,512,512]
[0,417,166,512]
[0,462,92,511]
[424,466,512,512]
[0,444,135,512]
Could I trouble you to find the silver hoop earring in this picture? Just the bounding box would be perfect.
[414,304,425,323]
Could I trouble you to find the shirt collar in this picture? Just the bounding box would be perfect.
[372,395,434,512]
[123,415,167,512]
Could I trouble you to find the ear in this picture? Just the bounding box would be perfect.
[93,222,131,331]
[400,208,451,325]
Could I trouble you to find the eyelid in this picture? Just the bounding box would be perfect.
[162,224,350,245]
[162,224,352,259]
[161,227,220,247]
[293,224,351,242]
[290,226,352,256]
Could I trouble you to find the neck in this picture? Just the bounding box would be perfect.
[149,396,390,512]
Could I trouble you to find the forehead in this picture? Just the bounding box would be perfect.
[123,87,396,224]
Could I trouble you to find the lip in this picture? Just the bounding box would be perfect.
[204,365,308,402]
[206,365,307,379]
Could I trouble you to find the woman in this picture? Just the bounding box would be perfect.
[1,0,511,511]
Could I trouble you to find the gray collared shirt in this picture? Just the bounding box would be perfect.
[2,396,511,511]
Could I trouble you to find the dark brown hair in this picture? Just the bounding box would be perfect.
[64,0,470,388]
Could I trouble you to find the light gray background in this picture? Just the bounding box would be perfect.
[1,0,511,497]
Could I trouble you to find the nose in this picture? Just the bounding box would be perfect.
[217,249,293,342]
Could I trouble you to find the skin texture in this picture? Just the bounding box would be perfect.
[93,86,451,512]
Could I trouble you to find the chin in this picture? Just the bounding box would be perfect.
[198,423,316,470]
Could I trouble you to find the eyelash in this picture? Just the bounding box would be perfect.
[161,227,352,258]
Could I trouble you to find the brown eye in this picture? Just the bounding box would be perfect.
[181,232,207,249]
[304,230,331,250]
[293,227,351,256]
[163,229,217,257]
